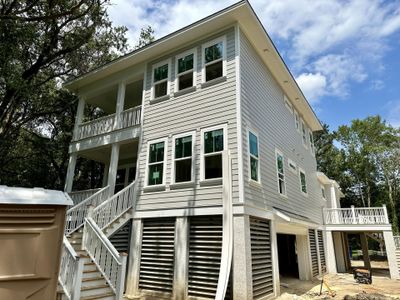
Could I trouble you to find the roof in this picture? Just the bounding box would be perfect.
[64,0,323,131]
[0,186,73,206]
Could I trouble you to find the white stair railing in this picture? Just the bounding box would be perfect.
[120,106,141,129]
[92,181,136,230]
[83,216,128,299]
[77,113,116,140]
[58,236,84,300]
[323,205,389,225]
[65,185,109,235]
[68,188,100,205]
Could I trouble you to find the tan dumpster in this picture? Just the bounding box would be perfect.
[0,186,73,300]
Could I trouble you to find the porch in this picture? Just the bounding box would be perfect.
[323,206,389,226]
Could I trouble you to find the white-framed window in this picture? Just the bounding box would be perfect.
[275,149,286,196]
[321,185,326,200]
[171,131,195,183]
[202,36,226,83]
[175,49,196,91]
[287,158,297,174]
[294,110,300,132]
[309,129,315,155]
[145,138,168,186]
[284,95,293,113]
[248,130,260,182]
[301,119,307,148]
[151,59,171,99]
[200,124,227,181]
[299,168,307,195]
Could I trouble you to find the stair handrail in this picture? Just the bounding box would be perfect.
[58,236,84,300]
[92,181,136,230]
[68,188,101,205]
[83,216,128,299]
[65,185,110,235]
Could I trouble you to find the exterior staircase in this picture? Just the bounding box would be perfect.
[58,181,136,300]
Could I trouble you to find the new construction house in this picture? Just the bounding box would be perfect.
[59,1,400,299]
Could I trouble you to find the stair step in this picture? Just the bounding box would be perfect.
[83,270,102,279]
[80,284,113,298]
[80,291,115,300]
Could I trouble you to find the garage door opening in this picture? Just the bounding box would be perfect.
[277,234,299,278]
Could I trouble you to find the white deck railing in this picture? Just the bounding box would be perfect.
[58,237,84,300]
[75,105,141,140]
[65,186,109,235]
[83,217,127,299]
[323,205,389,225]
[394,236,400,250]
[69,188,100,205]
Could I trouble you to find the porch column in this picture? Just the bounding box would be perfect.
[232,214,253,300]
[64,153,77,192]
[173,217,189,300]
[382,230,400,279]
[330,185,338,208]
[297,234,312,280]
[73,98,85,141]
[107,143,120,197]
[125,219,143,298]
[270,219,280,297]
[114,81,126,130]
[325,230,337,274]
[360,233,371,269]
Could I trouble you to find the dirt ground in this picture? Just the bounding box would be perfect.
[278,270,400,300]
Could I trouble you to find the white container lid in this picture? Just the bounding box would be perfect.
[0,186,73,206]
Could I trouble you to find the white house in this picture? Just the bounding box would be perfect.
[59,1,400,299]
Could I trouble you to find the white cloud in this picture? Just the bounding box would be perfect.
[385,101,400,128]
[295,73,327,104]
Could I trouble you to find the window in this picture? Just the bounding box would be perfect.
[248,131,260,182]
[176,50,196,91]
[294,110,300,132]
[299,168,307,194]
[146,139,167,186]
[172,132,195,183]
[301,119,307,147]
[309,129,315,155]
[275,150,286,195]
[288,158,297,174]
[202,37,226,82]
[152,60,170,99]
[284,95,293,113]
[201,125,226,181]
[321,185,326,199]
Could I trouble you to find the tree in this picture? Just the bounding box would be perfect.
[135,25,155,49]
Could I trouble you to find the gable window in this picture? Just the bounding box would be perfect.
[201,125,226,180]
[176,50,196,91]
[309,129,315,155]
[146,139,167,186]
[288,158,297,174]
[301,119,307,147]
[202,37,226,82]
[152,60,170,99]
[294,110,300,132]
[172,132,195,183]
[299,168,307,194]
[276,150,286,195]
[248,131,260,182]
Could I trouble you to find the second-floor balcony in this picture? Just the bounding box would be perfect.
[323,205,389,226]
[74,105,141,141]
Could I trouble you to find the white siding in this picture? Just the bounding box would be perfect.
[240,30,324,223]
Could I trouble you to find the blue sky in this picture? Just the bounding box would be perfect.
[108,0,400,130]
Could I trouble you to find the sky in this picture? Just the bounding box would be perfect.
[107,0,400,130]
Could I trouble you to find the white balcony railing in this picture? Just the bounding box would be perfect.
[323,205,389,225]
[394,236,400,250]
[75,105,141,140]
[68,188,100,205]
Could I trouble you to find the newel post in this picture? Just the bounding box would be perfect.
[81,205,94,250]
[72,256,85,300]
[351,205,356,224]
[383,204,389,224]
[116,252,128,299]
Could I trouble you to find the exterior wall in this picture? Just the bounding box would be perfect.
[239,29,324,224]
[135,27,239,212]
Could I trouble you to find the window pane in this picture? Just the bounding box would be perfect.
[178,54,194,73]
[154,64,168,82]
[249,132,258,157]
[250,157,258,181]
[148,163,163,185]
[175,136,192,159]
[205,61,223,81]
[178,72,193,90]
[205,154,222,179]
[276,155,284,173]
[300,172,307,193]
[279,179,286,194]
[149,142,164,163]
[204,129,223,154]
[205,42,223,63]
[175,159,192,182]
[154,81,168,98]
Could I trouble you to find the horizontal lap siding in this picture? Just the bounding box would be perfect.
[240,30,323,224]
[136,27,239,212]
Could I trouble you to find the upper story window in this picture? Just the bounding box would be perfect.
[309,129,315,155]
[172,132,195,183]
[201,125,227,181]
[294,110,300,132]
[321,185,326,199]
[288,158,297,174]
[202,37,226,83]
[276,150,286,196]
[301,119,307,147]
[146,138,167,186]
[248,131,260,182]
[176,50,196,91]
[299,168,307,195]
[152,60,170,99]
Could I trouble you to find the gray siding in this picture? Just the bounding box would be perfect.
[135,27,239,212]
[240,30,324,223]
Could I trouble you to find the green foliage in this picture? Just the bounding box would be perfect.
[134,25,155,49]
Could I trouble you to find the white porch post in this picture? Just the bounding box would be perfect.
[114,81,126,130]
[360,233,371,269]
[382,230,400,279]
[125,219,143,298]
[296,234,312,280]
[107,143,120,197]
[173,217,189,300]
[73,98,85,141]
[64,154,77,192]
[325,230,337,274]
[270,219,280,297]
